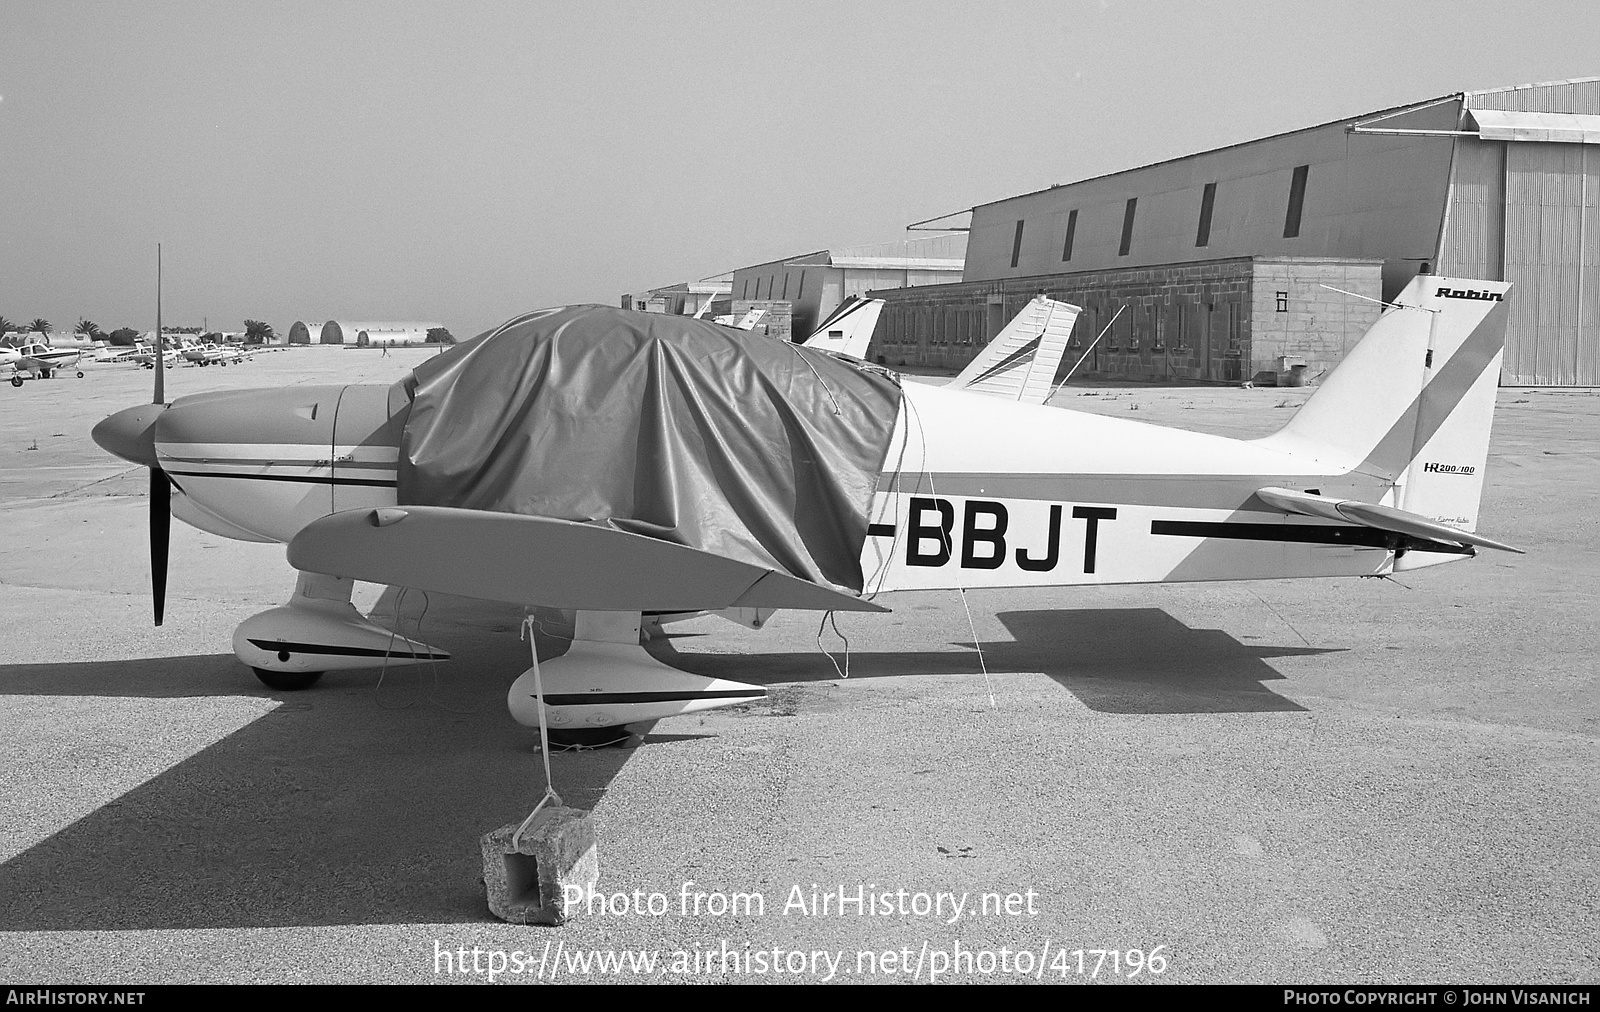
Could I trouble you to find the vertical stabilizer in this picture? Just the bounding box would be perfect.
[1259,275,1512,534]
[802,297,886,359]
[947,295,1082,404]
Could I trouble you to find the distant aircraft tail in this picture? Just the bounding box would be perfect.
[947,295,1082,404]
[1258,275,1512,536]
[802,297,885,359]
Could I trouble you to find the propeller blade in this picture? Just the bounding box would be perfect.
[154,244,164,405]
[151,467,170,626]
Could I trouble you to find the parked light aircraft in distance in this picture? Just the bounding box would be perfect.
[7,341,86,385]
[799,297,886,358]
[802,294,1081,406]
[713,307,768,330]
[92,275,1520,744]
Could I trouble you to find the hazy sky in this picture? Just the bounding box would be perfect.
[4,0,1598,338]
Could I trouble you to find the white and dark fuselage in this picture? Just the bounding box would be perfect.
[155,384,403,545]
[10,342,84,376]
[148,379,1456,592]
[96,276,1513,732]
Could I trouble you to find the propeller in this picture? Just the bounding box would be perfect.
[150,462,170,626]
[91,245,171,625]
[151,245,168,625]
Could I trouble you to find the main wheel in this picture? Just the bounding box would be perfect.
[546,726,635,749]
[39,368,51,379]
[251,667,324,691]
[76,370,84,378]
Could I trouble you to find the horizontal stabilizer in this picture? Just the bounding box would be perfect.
[1254,487,1522,554]
[286,506,890,612]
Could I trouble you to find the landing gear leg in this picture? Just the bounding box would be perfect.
[507,611,765,744]
[232,571,450,689]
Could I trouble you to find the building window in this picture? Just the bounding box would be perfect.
[782,273,789,300]
[1061,209,1078,262]
[1010,220,1026,268]
[1118,198,1137,256]
[1195,182,1216,248]
[1284,164,1309,238]
[1276,291,1289,312]
[795,272,805,301]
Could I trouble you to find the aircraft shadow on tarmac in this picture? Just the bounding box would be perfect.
[0,606,1333,931]
[658,607,1338,716]
[0,626,642,931]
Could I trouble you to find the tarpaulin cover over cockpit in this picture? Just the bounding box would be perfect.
[396,306,903,594]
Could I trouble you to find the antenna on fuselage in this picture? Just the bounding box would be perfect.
[1048,303,1125,402]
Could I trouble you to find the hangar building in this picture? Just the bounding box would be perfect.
[731,234,965,340]
[622,272,733,317]
[287,321,445,346]
[871,79,1600,386]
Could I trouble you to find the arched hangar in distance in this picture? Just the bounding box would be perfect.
[317,321,444,346]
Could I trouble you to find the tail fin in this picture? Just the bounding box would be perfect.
[715,308,768,330]
[948,295,1082,404]
[1260,275,1511,533]
[802,297,885,359]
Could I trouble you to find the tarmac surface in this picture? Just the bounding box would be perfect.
[0,347,1594,984]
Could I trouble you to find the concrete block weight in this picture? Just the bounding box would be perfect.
[481,807,599,925]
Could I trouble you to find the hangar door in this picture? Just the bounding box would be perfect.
[1501,142,1600,385]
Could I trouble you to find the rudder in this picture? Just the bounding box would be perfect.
[1260,275,1512,534]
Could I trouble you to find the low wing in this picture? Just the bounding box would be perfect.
[286,506,891,612]
[948,296,1082,404]
[802,297,885,359]
[1254,487,1523,554]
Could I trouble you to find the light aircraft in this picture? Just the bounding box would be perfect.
[801,294,1082,406]
[180,341,250,367]
[94,344,140,365]
[798,296,886,358]
[7,341,86,386]
[712,307,769,330]
[132,343,183,370]
[182,343,222,366]
[92,274,1520,745]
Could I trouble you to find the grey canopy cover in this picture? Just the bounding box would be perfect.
[396,306,903,595]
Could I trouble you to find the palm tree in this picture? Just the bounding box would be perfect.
[30,318,51,343]
[76,319,102,340]
[243,320,275,344]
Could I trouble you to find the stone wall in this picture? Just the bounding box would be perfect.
[731,300,792,343]
[869,256,1382,384]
